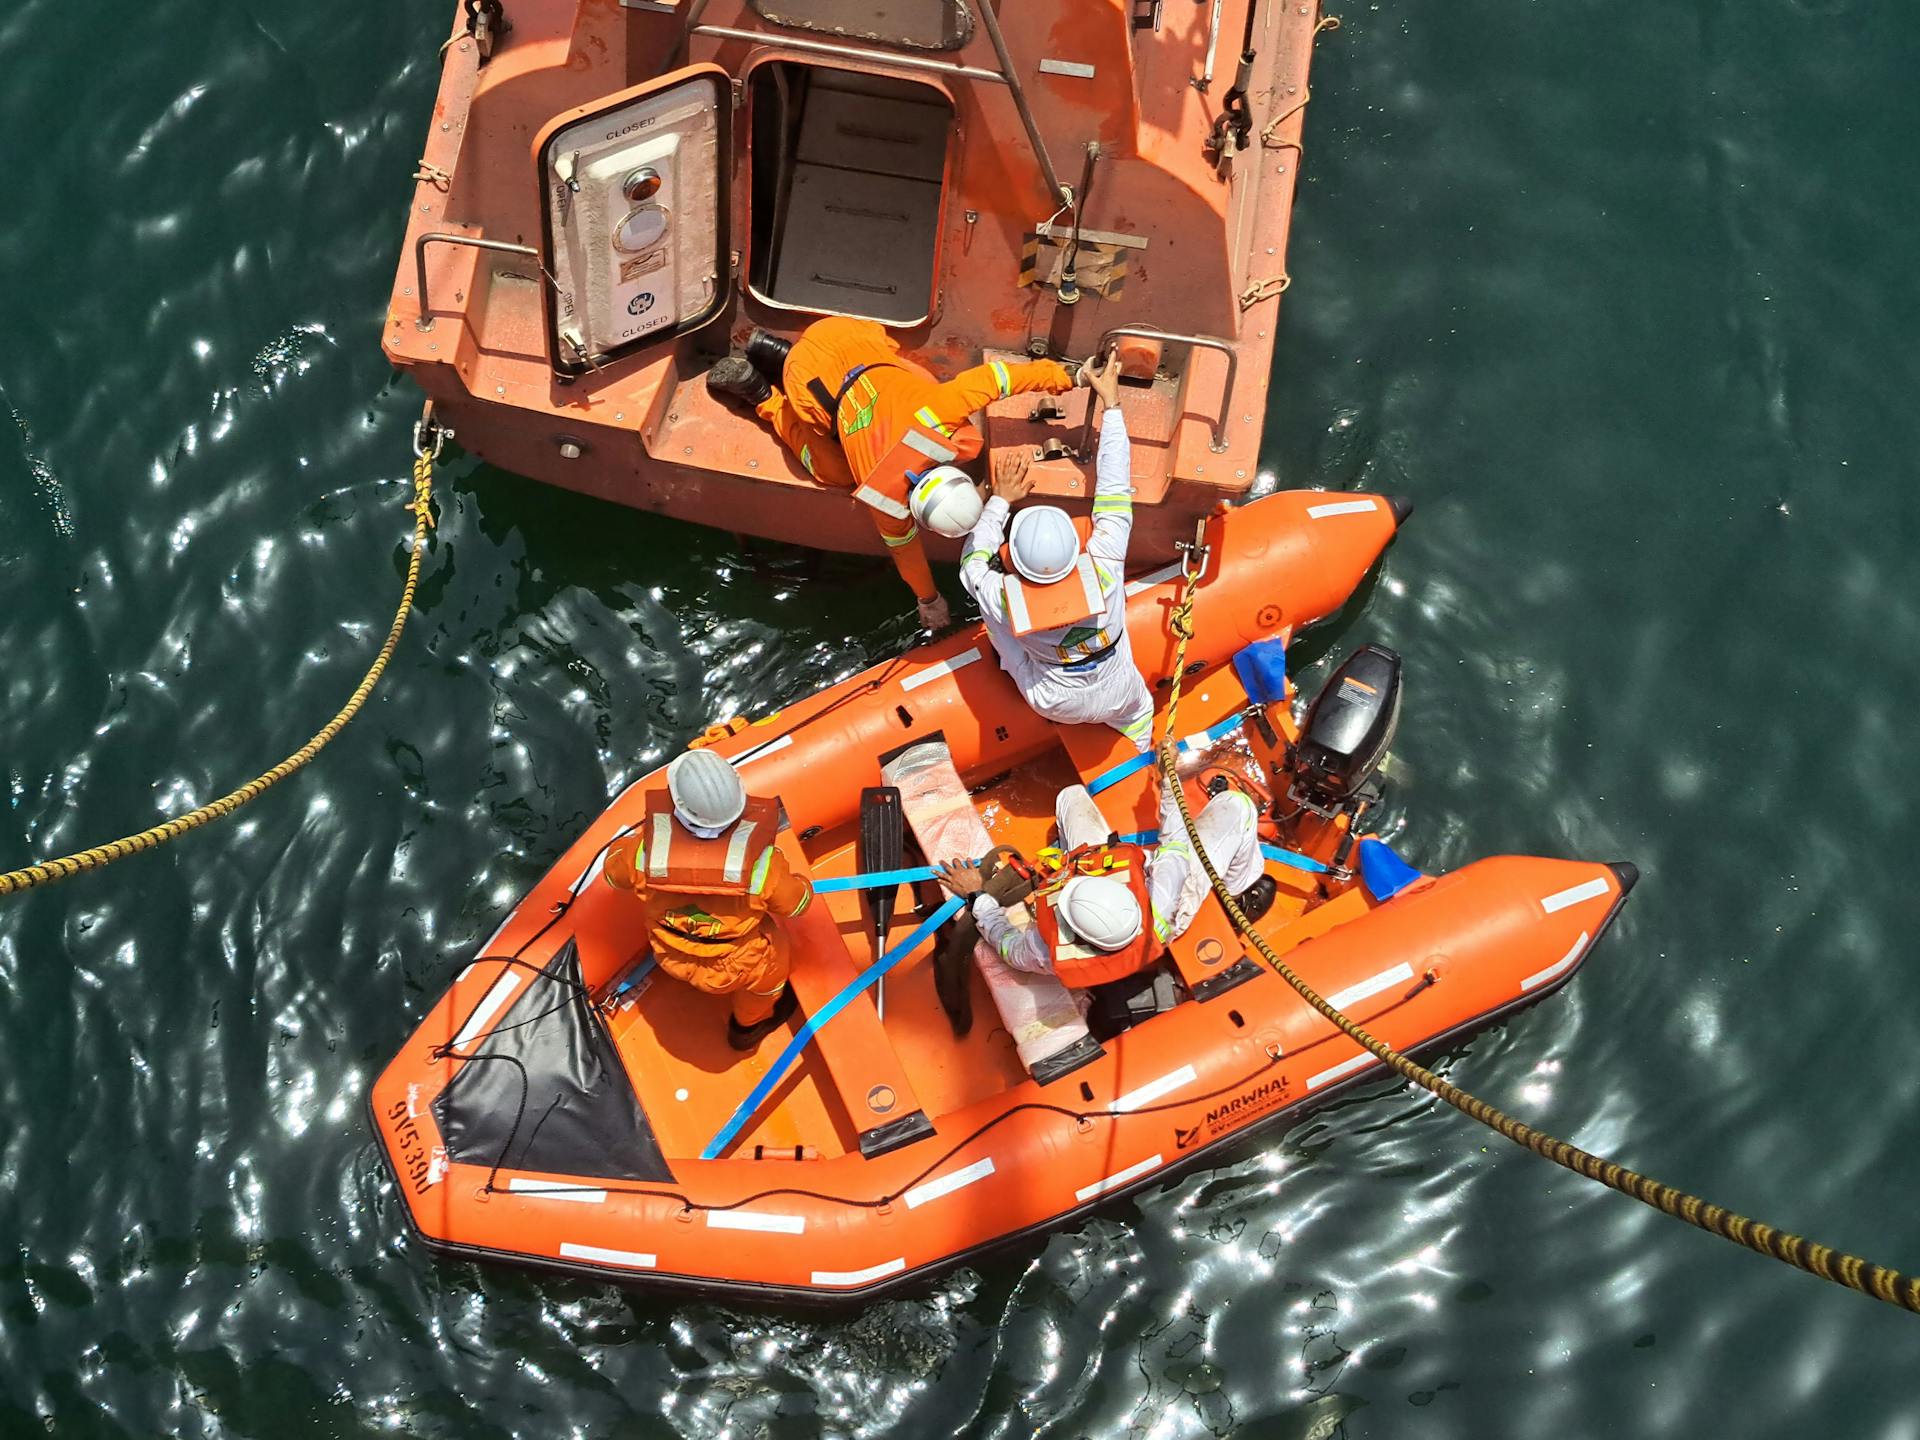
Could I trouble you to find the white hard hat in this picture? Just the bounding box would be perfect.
[667,748,746,831]
[910,466,984,539]
[1007,505,1081,583]
[1059,875,1143,952]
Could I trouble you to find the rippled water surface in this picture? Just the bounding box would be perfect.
[5,0,1920,1434]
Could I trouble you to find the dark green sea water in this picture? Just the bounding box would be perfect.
[5,1,1920,1434]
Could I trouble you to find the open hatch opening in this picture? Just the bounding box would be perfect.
[747,63,952,327]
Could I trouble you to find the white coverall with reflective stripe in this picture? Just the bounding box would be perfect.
[969,782,1262,976]
[960,408,1156,753]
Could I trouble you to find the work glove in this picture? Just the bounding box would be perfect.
[916,593,951,632]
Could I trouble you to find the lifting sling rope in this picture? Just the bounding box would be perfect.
[1155,522,1920,1315]
[0,424,441,898]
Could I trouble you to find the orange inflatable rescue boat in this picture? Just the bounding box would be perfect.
[371,491,1637,1300]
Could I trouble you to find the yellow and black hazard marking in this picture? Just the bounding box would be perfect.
[1019,232,1129,300]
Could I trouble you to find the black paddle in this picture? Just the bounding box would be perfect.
[857,787,904,1020]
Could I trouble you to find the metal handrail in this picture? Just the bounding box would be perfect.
[413,232,546,332]
[1092,326,1239,453]
[689,12,1067,207]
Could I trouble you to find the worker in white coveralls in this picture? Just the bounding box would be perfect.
[942,351,1158,754]
[934,774,1276,985]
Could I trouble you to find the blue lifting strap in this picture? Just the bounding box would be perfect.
[1086,713,1247,795]
[699,894,966,1160]
[812,865,940,894]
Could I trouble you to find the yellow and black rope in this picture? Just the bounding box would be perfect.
[1155,523,1920,1314]
[0,445,437,898]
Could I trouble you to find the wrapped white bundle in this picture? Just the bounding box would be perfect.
[880,740,1092,1074]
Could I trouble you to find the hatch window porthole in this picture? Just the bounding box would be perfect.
[616,205,670,254]
[747,0,973,52]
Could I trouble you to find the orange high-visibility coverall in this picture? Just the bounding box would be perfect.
[603,835,814,1025]
[753,317,1075,602]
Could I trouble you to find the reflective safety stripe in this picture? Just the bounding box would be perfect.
[882,526,919,548]
[1092,495,1131,514]
[789,887,812,915]
[1151,905,1171,942]
[854,484,912,520]
[1003,575,1034,632]
[913,405,951,437]
[1091,559,1115,592]
[722,820,758,885]
[799,444,815,477]
[1072,555,1105,616]
[749,848,774,894]
[648,812,674,879]
[990,359,1012,397]
[901,429,957,465]
[960,549,992,566]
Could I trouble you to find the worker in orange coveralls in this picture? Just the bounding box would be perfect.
[706,318,1077,630]
[602,748,813,1051]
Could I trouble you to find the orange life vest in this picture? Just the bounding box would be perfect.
[636,792,782,903]
[1032,842,1156,987]
[809,363,983,523]
[996,515,1115,647]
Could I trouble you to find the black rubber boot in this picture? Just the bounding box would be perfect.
[706,356,772,408]
[1233,874,1278,924]
[727,985,799,1052]
[744,329,793,384]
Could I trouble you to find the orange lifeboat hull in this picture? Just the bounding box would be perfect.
[370,490,1638,1300]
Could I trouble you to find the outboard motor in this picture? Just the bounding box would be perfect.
[1289,644,1402,818]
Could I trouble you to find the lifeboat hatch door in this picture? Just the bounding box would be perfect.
[534,64,731,376]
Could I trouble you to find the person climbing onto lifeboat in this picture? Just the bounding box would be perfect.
[956,351,1157,753]
[706,317,1078,631]
[601,748,813,1050]
[935,769,1277,983]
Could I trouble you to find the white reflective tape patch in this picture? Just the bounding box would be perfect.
[903,1157,997,1209]
[707,1209,806,1235]
[854,484,912,520]
[507,1177,607,1204]
[1074,1153,1164,1202]
[648,812,674,879]
[902,429,958,464]
[451,971,522,1051]
[1325,963,1415,1013]
[1541,877,1609,914]
[570,846,611,893]
[1110,1064,1199,1114]
[1306,499,1379,519]
[1306,1053,1375,1091]
[1074,556,1104,616]
[1004,576,1033,633]
[1125,560,1184,596]
[900,646,984,693]
[1521,930,1590,993]
[811,1257,907,1287]
[731,733,793,768]
[722,820,758,884]
[560,1241,656,1269]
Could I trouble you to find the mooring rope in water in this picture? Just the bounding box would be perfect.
[1154,520,1920,1314]
[0,429,440,898]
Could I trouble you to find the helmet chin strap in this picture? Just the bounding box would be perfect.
[673,814,730,840]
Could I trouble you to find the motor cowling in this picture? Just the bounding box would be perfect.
[1293,645,1402,809]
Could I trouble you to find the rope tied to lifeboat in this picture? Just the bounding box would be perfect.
[1154,517,1920,1315]
[0,419,442,899]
